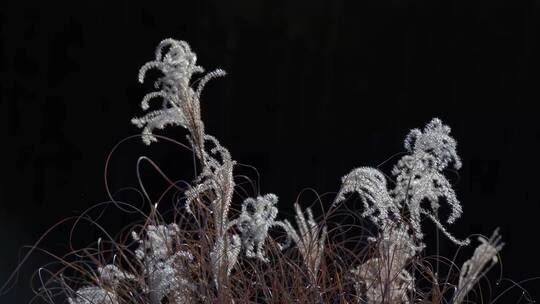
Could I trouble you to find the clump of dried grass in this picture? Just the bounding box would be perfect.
[2,38,537,304]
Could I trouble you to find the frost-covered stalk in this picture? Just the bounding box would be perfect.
[334,167,401,231]
[453,229,504,304]
[351,225,416,304]
[209,233,241,288]
[68,265,135,304]
[132,39,239,290]
[334,119,471,302]
[131,224,195,304]
[280,203,327,282]
[391,118,469,246]
[133,38,225,161]
[68,286,118,304]
[335,118,469,249]
[334,167,418,302]
[231,194,282,262]
[194,135,239,289]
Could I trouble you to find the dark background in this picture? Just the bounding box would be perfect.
[1,0,540,302]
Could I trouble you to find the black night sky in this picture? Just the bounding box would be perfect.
[1,0,540,302]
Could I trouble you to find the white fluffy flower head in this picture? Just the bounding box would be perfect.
[132,38,225,145]
[334,167,400,229]
[235,194,280,262]
[404,117,462,171]
[392,118,469,246]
